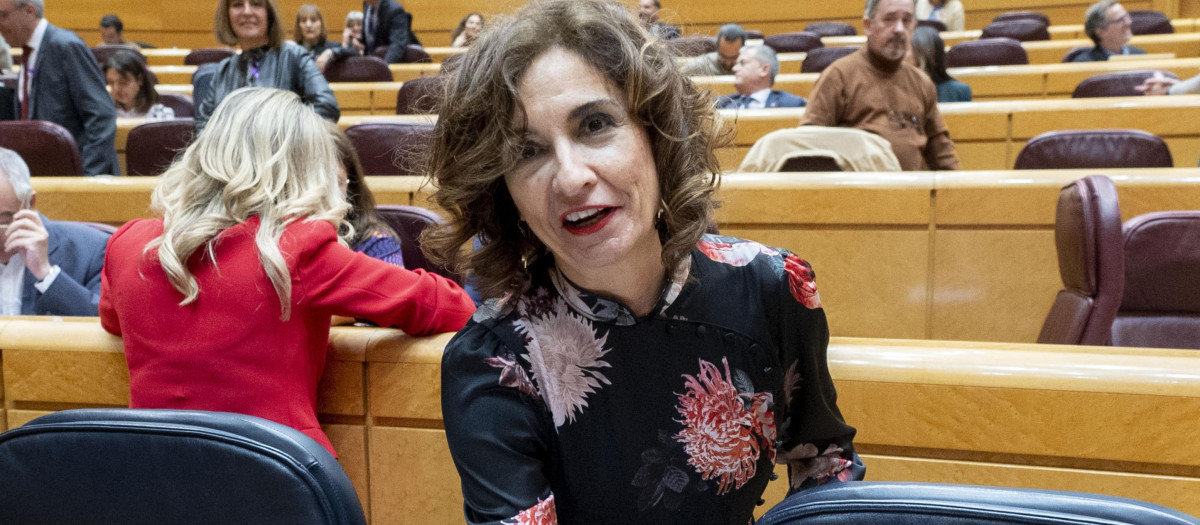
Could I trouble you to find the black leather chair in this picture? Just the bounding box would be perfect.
[375,205,462,283]
[804,22,855,37]
[763,31,824,53]
[1014,130,1173,169]
[0,120,83,175]
[1111,211,1200,349]
[981,19,1050,41]
[324,56,393,82]
[801,46,859,73]
[758,482,1200,525]
[1037,175,1124,345]
[916,19,948,32]
[1130,10,1173,35]
[1072,70,1178,98]
[0,408,367,525]
[946,38,1029,67]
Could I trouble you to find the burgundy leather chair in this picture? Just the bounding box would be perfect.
[184,48,235,66]
[916,19,947,32]
[1062,46,1092,62]
[946,38,1029,67]
[343,121,433,176]
[804,22,856,37]
[668,35,716,57]
[1130,10,1173,35]
[125,119,194,176]
[1111,211,1200,349]
[439,52,464,74]
[763,31,824,53]
[801,46,859,73]
[0,120,83,176]
[992,11,1051,26]
[402,45,432,64]
[1072,70,1178,98]
[323,56,393,82]
[92,44,142,65]
[981,20,1050,41]
[744,30,765,40]
[1037,175,1124,346]
[1014,130,1173,170]
[395,76,445,115]
[158,93,196,117]
[374,205,462,283]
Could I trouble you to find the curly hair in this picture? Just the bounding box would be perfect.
[423,0,725,300]
[103,50,161,114]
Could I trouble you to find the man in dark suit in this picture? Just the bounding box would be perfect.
[0,148,107,316]
[718,44,806,109]
[1071,0,1145,62]
[0,0,120,175]
[362,0,417,64]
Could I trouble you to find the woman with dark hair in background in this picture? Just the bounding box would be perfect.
[427,1,863,523]
[450,12,484,47]
[195,0,338,131]
[330,126,404,267]
[103,50,175,118]
[912,26,971,102]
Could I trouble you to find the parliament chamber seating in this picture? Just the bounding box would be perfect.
[326,56,395,83]
[402,45,432,64]
[916,19,948,32]
[1111,211,1200,349]
[344,121,433,176]
[1037,176,1124,346]
[1071,69,1178,98]
[1061,46,1091,62]
[1131,10,1174,35]
[758,482,1200,525]
[375,205,462,284]
[158,92,195,117]
[90,44,141,65]
[0,121,83,176]
[801,46,859,73]
[981,19,1051,42]
[947,38,1029,67]
[394,76,445,115]
[745,30,765,40]
[0,409,367,525]
[993,11,1052,26]
[804,21,855,37]
[1014,130,1174,170]
[124,119,194,176]
[763,31,824,53]
[183,47,234,66]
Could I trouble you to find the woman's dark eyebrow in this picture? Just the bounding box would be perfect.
[568,99,618,121]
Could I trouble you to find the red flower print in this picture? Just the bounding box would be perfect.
[698,240,778,267]
[784,254,821,309]
[504,495,556,525]
[674,358,771,495]
[779,443,853,489]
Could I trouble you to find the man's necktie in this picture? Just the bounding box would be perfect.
[20,45,32,120]
[364,6,375,50]
[740,96,753,109]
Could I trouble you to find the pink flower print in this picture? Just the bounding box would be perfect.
[779,443,853,489]
[674,358,763,495]
[486,353,537,397]
[698,240,778,267]
[749,392,777,464]
[784,254,822,309]
[504,495,557,525]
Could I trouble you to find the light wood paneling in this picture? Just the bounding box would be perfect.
[369,427,463,525]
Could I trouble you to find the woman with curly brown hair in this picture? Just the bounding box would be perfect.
[428,1,863,523]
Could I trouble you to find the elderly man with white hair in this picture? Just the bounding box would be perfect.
[718,44,806,109]
[0,147,108,316]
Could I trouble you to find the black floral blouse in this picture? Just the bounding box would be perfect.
[441,235,865,525]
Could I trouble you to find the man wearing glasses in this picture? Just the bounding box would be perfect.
[1072,0,1145,62]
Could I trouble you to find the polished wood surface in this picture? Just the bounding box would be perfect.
[5,320,1200,522]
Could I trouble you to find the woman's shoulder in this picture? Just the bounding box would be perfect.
[693,234,822,309]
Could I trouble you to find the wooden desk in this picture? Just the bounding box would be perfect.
[388,63,441,82]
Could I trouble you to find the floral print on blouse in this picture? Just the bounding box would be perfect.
[442,235,864,525]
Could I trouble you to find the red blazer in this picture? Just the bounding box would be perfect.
[100,217,474,455]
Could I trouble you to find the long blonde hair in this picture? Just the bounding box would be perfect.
[149,87,350,319]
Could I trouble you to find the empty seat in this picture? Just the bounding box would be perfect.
[1111,211,1200,349]
[343,121,432,176]
[1014,130,1172,169]
[324,56,393,82]
[992,11,1051,26]
[916,19,947,32]
[1037,175,1124,345]
[758,482,1200,525]
[981,19,1050,41]
[667,35,716,57]
[158,92,196,117]
[402,44,431,64]
[1072,70,1178,98]
[395,76,446,114]
[0,408,367,525]
[125,119,194,176]
[91,44,142,65]
[184,47,235,66]
[738,126,901,172]
[804,22,856,37]
[1130,10,1173,35]
[946,38,1029,67]
[801,46,859,73]
[0,120,82,176]
[375,205,462,283]
[763,31,823,53]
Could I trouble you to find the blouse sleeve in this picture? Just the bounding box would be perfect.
[771,250,866,493]
[293,50,341,122]
[442,323,559,524]
[293,220,473,335]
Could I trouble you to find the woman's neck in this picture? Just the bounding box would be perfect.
[557,238,666,317]
[240,37,269,50]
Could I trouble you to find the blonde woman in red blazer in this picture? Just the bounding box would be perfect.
[99,87,474,456]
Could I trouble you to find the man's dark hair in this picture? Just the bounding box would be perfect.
[100,14,123,32]
[651,0,661,7]
[716,23,746,44]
